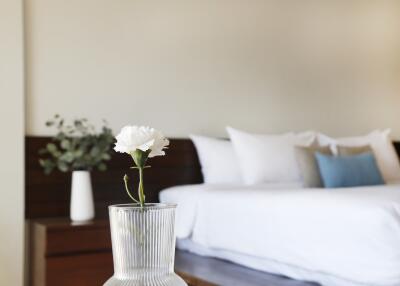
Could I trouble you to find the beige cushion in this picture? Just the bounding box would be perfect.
[295,146,332,188]
[337,145,372,156]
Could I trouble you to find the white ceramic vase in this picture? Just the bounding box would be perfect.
[70,170,95,222]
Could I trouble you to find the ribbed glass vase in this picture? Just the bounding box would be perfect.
[104,204,187,286]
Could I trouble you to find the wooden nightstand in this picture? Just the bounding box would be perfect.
[30,218,113,286]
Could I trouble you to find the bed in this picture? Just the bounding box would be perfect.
[160,183,400,286]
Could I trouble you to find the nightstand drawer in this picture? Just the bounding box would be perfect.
[46,252,113,286]
[30,218,113,286]
[45,223,111,255]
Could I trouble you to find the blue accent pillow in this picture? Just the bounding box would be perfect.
[315,152,384,188]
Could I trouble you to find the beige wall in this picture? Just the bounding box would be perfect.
[0,0,25,285]
[25,0,400,138]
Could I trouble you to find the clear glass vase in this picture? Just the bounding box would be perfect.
[104,204,187,286]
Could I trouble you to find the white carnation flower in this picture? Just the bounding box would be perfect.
[114,126,169,158]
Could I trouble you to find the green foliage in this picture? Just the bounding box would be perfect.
[39,115,114,174]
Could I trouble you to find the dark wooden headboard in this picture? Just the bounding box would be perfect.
[25,136,202,219]
[26,136,400,219]
[394,142,400,158]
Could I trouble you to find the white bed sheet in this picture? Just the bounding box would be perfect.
[159,184,400,286]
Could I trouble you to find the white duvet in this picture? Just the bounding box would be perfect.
[160,184,400,286]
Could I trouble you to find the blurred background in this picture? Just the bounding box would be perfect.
[1,0,400,285]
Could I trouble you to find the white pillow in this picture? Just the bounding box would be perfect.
[227,127,315,185]
[317,129,400,183]
[190,135,242,184]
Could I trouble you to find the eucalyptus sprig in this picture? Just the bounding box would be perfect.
[39,114,114,174]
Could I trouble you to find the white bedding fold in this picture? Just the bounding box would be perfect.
[160,184,400,286]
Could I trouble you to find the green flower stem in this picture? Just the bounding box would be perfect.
[123,175,140,204]
[138,167,145,207]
